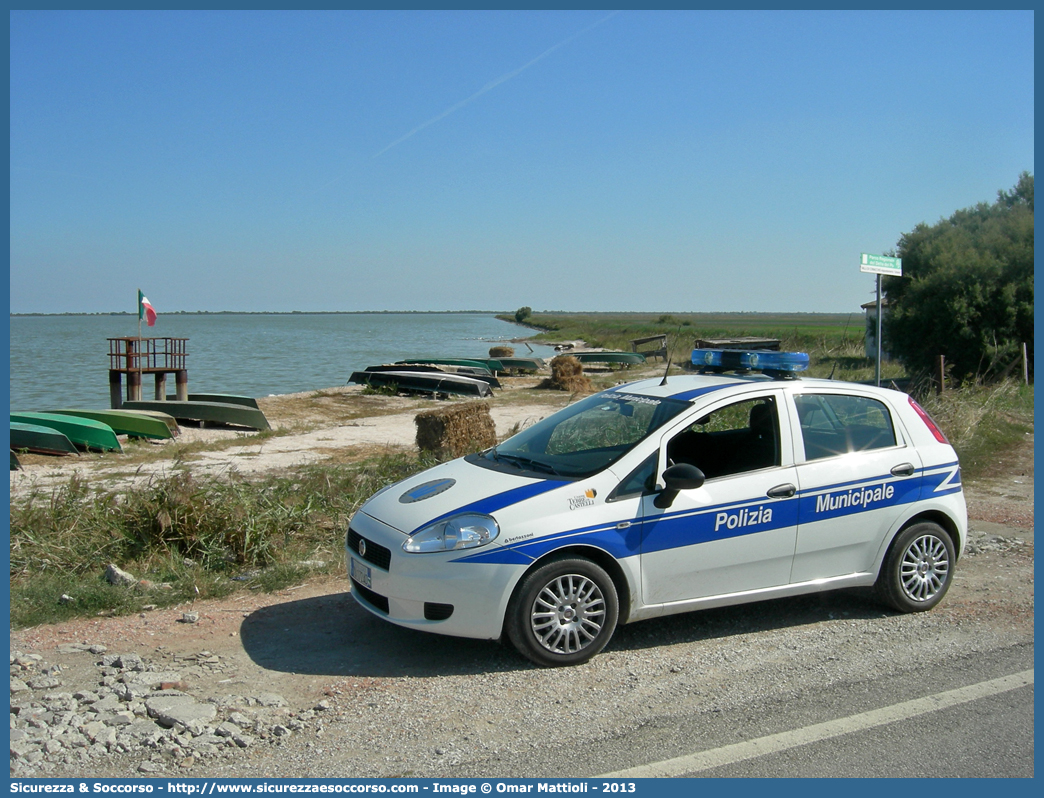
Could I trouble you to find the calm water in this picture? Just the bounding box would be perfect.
[9,313,555,411]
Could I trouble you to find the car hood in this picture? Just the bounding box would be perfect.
[358,457,571,536]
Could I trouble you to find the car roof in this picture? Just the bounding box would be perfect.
[611,373,903,403]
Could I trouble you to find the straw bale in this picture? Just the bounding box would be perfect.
[415,401,497,459]
[538,355,593,393]
[489,345,515,358]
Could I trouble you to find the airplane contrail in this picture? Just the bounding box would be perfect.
[374,11,620,158]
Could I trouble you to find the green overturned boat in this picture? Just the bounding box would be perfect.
[10,413,122,452]
[10,422,79,456]
[397,358,501,374]
[122,400,270,431]
[48,409,176,440]
[120,409,181,436]
[167,393,260,409]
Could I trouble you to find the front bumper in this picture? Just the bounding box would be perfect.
[345,510,527,641]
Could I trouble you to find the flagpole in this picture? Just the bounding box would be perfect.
[137,289,143,402]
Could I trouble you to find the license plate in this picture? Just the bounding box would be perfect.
[350,557,372,589]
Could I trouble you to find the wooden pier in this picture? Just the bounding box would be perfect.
[108,337,189,409]
[630,334,669,361]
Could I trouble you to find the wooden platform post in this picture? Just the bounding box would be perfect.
[154,373,167,401]
[175,370,189,401]
[127,370,142,402]
[109,371,123,410]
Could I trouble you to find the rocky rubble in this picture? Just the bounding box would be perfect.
[962,528,1031,555]
[10,645,333,777]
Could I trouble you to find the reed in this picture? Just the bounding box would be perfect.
[9,452,436,627]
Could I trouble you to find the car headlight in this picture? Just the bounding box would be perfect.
[403,513,500,553]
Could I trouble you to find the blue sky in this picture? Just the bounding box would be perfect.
[9,9,1034,314]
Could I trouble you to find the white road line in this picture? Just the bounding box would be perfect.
[599,670,1034,778]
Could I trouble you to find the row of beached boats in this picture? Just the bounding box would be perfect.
[11,350,649,467]
[347,351,648,399]
[10,394,271,469]
[349,357,546,398]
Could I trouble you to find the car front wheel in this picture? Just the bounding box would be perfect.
[506,557,619,667]
[875,522,956,612]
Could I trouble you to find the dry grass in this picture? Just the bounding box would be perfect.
[539,355,594,393]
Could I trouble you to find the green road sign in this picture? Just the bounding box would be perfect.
[860,253,902,276]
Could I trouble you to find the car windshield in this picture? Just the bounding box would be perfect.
[478,390,689,478]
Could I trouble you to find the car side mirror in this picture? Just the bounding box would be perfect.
[654,463,705,509]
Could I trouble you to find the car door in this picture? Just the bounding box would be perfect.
[639,391,800,605]
[789,390,923,583]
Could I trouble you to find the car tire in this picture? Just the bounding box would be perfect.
[506,557,619,667]
[875,522,956,613]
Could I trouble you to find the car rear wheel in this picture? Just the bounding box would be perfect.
[875,522,955,612]
[506,557,619,667]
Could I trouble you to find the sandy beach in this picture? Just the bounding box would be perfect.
[9,379,587,496]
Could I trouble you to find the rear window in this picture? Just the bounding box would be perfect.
[794,394,897,461]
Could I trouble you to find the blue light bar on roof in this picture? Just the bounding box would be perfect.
[691,349,810,373]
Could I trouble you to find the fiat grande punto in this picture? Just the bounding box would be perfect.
[346,350,966,667]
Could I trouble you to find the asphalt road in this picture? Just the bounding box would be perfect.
[596,645,1034,778]
[431,644,1035,779]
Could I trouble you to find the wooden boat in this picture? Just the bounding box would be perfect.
[364,364,501,389]
[47,409,175,440]
[396,358,500,374]
[121,400,271,431]
[11,450,20,470]
[349,370,493,398]
[10,413,122,453]
[166,393,260,409]
[494,357,545,372]
[571,351,647,366]
[10,422,79,456]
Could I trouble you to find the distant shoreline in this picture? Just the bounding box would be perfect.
[10,310,507,317]
[12,310,856,318]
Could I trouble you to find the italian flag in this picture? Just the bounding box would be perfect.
[138,290,157,327]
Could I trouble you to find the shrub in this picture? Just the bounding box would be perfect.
[884,173,1033,383]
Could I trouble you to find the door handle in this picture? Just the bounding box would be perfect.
[890,463,916,477]
[767,483,797,499]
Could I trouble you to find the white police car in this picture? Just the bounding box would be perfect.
[346,350,966,667]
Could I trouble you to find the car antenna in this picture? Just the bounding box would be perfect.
[828,362,837,380]
[660,327,682,386]
[659,355,673,386]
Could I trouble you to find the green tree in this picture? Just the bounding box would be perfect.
[514,306,533,324]
[884,173,1033,382]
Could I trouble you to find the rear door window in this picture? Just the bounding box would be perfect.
[794,394,897,461]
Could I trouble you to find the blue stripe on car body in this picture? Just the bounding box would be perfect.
[921,463,962,497]
[463,473,935,565]
[445,468,961,570]
[410,479,571,536]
